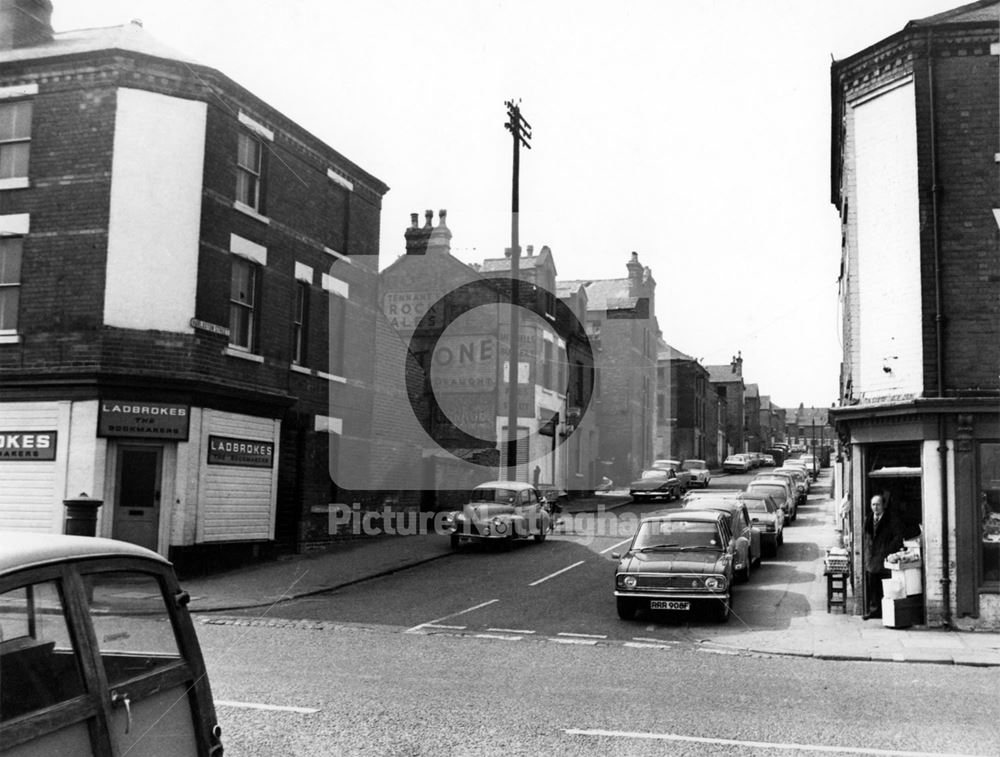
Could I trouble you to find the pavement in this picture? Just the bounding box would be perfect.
[180,474,1000,668]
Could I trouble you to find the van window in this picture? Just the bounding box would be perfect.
[84,572,181,685]
[0,580,85,721]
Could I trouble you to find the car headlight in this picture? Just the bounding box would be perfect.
[492,518,508,534]
[704,576,727,591]
[622,575,638,589]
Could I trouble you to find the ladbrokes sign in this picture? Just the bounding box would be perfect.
[0,431,57,461]
[98,401,190,440]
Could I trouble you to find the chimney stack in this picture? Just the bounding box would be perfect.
[0,0,53,50]
[627,251,643,294]
[404,209,452,256]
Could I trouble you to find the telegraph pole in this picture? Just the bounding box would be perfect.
[504,100,531,480]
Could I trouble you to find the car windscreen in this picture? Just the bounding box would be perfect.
[633,520,722,550]
[640,470,669,479]
[681,460,704,469]
[742,499,773,513]
[748,483,786,499]
[470,488,516,503]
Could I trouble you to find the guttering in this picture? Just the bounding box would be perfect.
[927,31,952,627]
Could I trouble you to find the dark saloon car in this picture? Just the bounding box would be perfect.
[612,511,735,622]
[443,481,551,549]
[628,468,682,502]
[0,532,223,756]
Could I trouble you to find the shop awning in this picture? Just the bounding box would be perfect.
[868,466,922,478]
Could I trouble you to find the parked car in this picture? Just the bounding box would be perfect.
[780,460,812,491]
[737,491,784,557]
[612,510,735,622]
[746,478,797,524]
[629,468,682,502]
[773,466,809,502]
[723,454,751,473]
[0,531,223,757]
[682,496,761,582]
[680,459,712,488]
[652,459,692,491]
[760,454,776,467]
[444,481,551,549]
[799,454,819,479]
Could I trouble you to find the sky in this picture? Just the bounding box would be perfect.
[51,0,973,410]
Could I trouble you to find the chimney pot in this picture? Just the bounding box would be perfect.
[410,212,419,229]
[438,209,448,227]
[424,210,433,228]
[526,245,533,256]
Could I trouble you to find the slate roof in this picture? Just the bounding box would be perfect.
[909,0,999,27]
[560,278,640,312]
[706,364,742,383]
[657,340,695,362]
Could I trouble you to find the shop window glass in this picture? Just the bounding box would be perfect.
[0,580,85,721]
[979,443,1000,585]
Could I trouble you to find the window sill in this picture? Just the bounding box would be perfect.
[316,370,347,384]
[225,346,264,363]
[0,333,22,344]
[0,177,29,191]
[290,363,312,376]
[233,201,270,225]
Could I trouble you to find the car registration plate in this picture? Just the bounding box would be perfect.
[650,600,690,611]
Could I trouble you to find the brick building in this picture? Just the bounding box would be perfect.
[744,383,763,453]
[829,0,1000,628]
[706,353,745,457]
[562,252,659,484]
[758,395,786,450]
[0,4,388,565]
[655,340,713,465]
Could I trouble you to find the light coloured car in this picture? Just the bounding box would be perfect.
[781,459,812,491]
[444,481,551,549]
[723,454,751,473]
[680,459,712,488]
[0,532,223,756]
[682,497,761,583]
[773,466,809,503]
[737,491,784,557]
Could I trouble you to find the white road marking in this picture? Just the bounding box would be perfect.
[216,700,319,714]
[549,637,598,646]
[624,642,671,649]
[557,632,607,639]
[487,627,536,634]
[474,633,522,641]
[404,599,499,634]
[563,729,987,757]
[529,560,585,586]
[423,624,466,630]
[599,538,632,555]
[632,636,677,644]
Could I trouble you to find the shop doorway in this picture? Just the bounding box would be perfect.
[112,445,163,551]
[864,442,924,621]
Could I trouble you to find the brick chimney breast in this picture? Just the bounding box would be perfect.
[0,0,53,49]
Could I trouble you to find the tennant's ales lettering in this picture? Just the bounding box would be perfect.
[207,435,274,468]
[98,401,190,440]
[0,431,57,461]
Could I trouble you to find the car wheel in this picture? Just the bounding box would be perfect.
[740,557,751,584]
[450,533,461,551]
[616,597,637,620]
[533,530,547,543]
[778,531,784,546]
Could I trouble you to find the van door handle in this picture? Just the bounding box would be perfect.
[111,690,132,733]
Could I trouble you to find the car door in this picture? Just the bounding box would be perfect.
[739,504,761,565]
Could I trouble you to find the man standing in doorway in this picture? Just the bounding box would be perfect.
[862,494,905,620]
